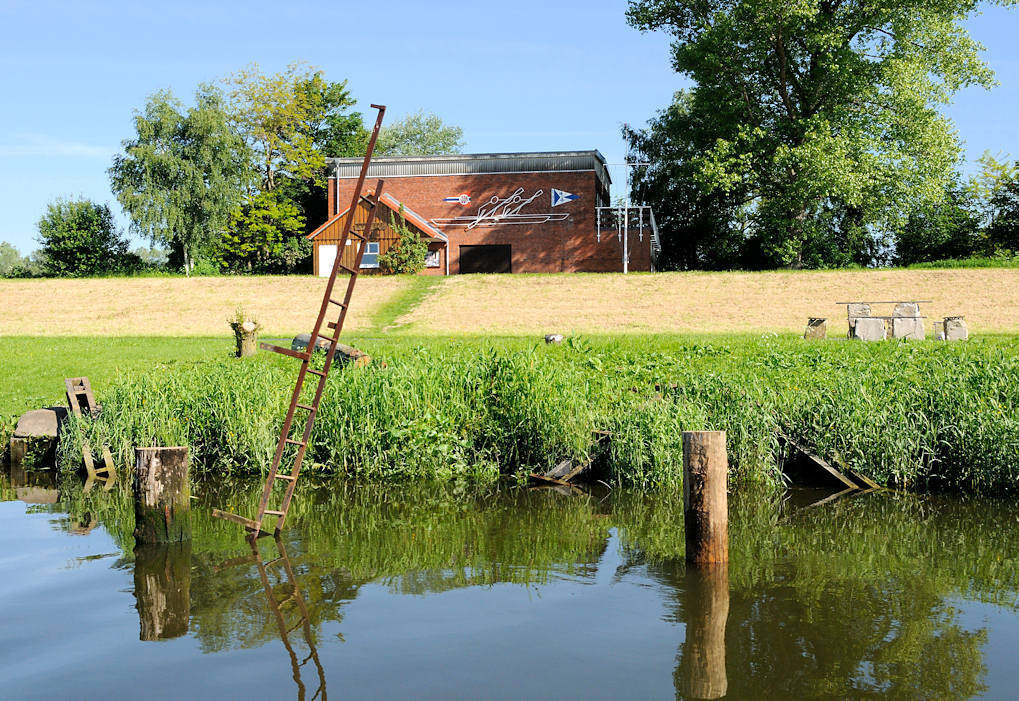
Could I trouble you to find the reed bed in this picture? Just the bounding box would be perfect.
[57,335,1019,493]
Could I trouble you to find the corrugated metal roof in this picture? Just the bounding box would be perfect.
[329,150,611,190]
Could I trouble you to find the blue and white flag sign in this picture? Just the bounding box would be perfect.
[551,188,579,208]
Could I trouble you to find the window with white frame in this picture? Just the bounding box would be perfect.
[425,249,440,268]
[361,241,380,268]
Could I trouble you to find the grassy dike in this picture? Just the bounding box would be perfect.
[35,334,1019,494]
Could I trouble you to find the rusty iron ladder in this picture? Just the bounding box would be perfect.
[213,104,387,536]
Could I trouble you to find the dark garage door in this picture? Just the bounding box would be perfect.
[459,245,512,274]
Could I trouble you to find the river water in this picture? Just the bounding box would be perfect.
[1,470,1017,699]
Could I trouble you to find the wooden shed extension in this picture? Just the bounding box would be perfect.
[307,193,449,276]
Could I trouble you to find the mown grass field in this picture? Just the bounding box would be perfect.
[3,267,1018,336]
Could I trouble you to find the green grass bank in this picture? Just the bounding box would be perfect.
[29,334,1018,494]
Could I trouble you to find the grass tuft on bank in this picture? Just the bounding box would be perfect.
[49,335,1019,494]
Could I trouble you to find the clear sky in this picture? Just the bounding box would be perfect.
[0,0,1016,252]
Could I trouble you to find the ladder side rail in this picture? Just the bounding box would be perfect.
[274,183,385,532]
[304,105,387,357]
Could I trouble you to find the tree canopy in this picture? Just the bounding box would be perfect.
[36,198,129,277]
[626,0,1014,268]
[376,110,465,157]
[109,86,250,274]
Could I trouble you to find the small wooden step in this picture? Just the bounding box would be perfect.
[328,298,347,307]
[274,473,297,481]
[212,508,260,530]
[260,343,309,361]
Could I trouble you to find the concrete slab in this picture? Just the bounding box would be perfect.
[852,317,886,341]
[892,317,925,340]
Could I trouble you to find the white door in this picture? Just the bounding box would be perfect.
[317,245,337,277]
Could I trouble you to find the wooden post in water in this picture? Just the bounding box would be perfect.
[134,447,191,543]
[676,564,729,699]
[682,431,728,565]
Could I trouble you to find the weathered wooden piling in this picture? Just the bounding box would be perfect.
[676,564,729,700]
[682,431,728,565]
[133,447,191,543]
[133,542,192,640]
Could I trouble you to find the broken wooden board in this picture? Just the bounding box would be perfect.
[778,433,858,490]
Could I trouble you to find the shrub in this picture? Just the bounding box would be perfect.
[36,198,130,277]
[379,208,427,274]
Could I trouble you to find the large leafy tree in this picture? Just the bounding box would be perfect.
[626,0,1012,268]
[109,86,250,274]
[36,198,130,277]
[893,182,981,264]
[216,190,307,273]
[376,110,465,156]
[226,62,364,192]
[985,173,1019,252]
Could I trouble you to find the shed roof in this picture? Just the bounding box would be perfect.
[328,150,611,191]
[306,193,448,243]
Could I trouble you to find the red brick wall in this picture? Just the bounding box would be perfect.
[327,171,651,274]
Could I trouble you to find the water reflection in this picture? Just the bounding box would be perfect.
[134,542,192,640]
[675,565,729,700]
[2,470,1017,698]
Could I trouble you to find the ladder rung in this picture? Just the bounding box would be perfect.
[274,473,297,481]
[260,343,309,361]
[296,403,316,412]
[339,264,358,275]
[263,510,285,516]
[329,298,347,307]
[307,368,326,377]
[284,438,305,446]
[316,332,337,342]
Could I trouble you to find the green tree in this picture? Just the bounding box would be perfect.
[217,190,307,273]
[378,210,427,274]
[376,110,465,156]
[985,175,1019,253]
[0,242,25,277]
[36,198,129,277]
[226,62,351,191]
[894,184,981,265]
[109,86,250,275]
[626,0,1011,268]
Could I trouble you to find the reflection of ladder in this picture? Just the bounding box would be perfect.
[213,103,387,536]
[248,535,327,701]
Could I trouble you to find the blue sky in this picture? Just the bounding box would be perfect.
[0,0,1016,252]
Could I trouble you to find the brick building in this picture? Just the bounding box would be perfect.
[308,151,658,275]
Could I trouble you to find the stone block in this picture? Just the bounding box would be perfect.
[892,316,925,340]
[851,317,886,341]
[846,303,871,337]
[803,318,827,340]
[935,322,946,341]
[14,407,67,439]
[545,334,565,344]
[892,302,920,317]
[944,316,968,341]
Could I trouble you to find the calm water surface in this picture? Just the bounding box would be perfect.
[1,469,1017,700]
